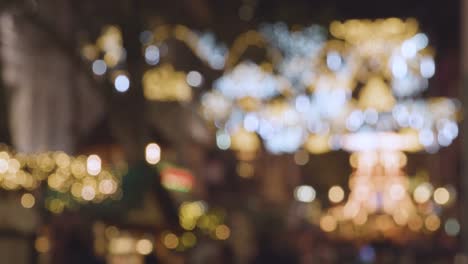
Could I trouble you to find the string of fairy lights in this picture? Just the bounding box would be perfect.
[0,144,120,211]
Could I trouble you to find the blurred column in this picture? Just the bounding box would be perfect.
[461,0,468,256]
[0,0,103,154]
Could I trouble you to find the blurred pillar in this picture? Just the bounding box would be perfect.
[461,0,468,255]
[0,1,103,154]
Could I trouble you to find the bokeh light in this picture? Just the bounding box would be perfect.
[145,143,161,165]
[294,185,316,203]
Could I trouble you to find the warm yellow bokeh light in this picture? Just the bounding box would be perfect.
[305,134,330,154]
[21,193,35,208]
[230,129,261,154]
[413,183,432,204]
[81,186,96,201]
[320,215,337,232]
[215,225,231,240]
[408,216,423,231]
[328,186,345,203]
[433,187,450,205]
[143,65,192,102]
[425,214,441,232]
[136,239,153,255]
[162,233,179,249]
[109,237,135,254]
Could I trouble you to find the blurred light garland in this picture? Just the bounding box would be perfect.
[202,18,459,155]
[0,144,120,211]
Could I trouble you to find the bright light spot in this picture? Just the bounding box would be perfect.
[433,187,450,205]
[0,158,8,173]
[92,60,107,75]
[99,179,116,194]
[145,45,160,65]
[81,186,96,201]
[8,159,19,173]
[393,104,409,127]
[420,57,435,78]
[437,132,453,147]
[393,210,409,226]
[401,40,417,58]
[114,75,130,92]
[145,143,161,165]
[320,215,337,232]
[413,33,429,50]
[343,202,360,219]
[326,51,342,71]
[21,193,35,208]
[109,237,135,254]
[419,129,435,146]
[215,225,231,240]
[328,185,344,203]
[216,131,231,150]
[86,154,101,176]
[389,184,405,201]
[445,218,460,236]
[391,56,408,79]
[243,113,259,132]
[439,120,459,140]
[408,113,424,129]
[136,239,153,255]
[413,183,433,204]
[162,233,179,249]
[186,71,203,87]
[425,214,441,232]
[346,110,364,131]
[294,185,316,203]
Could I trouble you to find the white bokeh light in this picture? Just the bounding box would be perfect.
[294,185,316,203]
[114,75,130,93]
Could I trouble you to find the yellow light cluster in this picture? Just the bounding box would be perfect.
[178,201,230,242]
[330,18,419,44]
[179,201,206,231]
[83,25,124,67]
[0,146,119,206]
[143,64,192,102]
